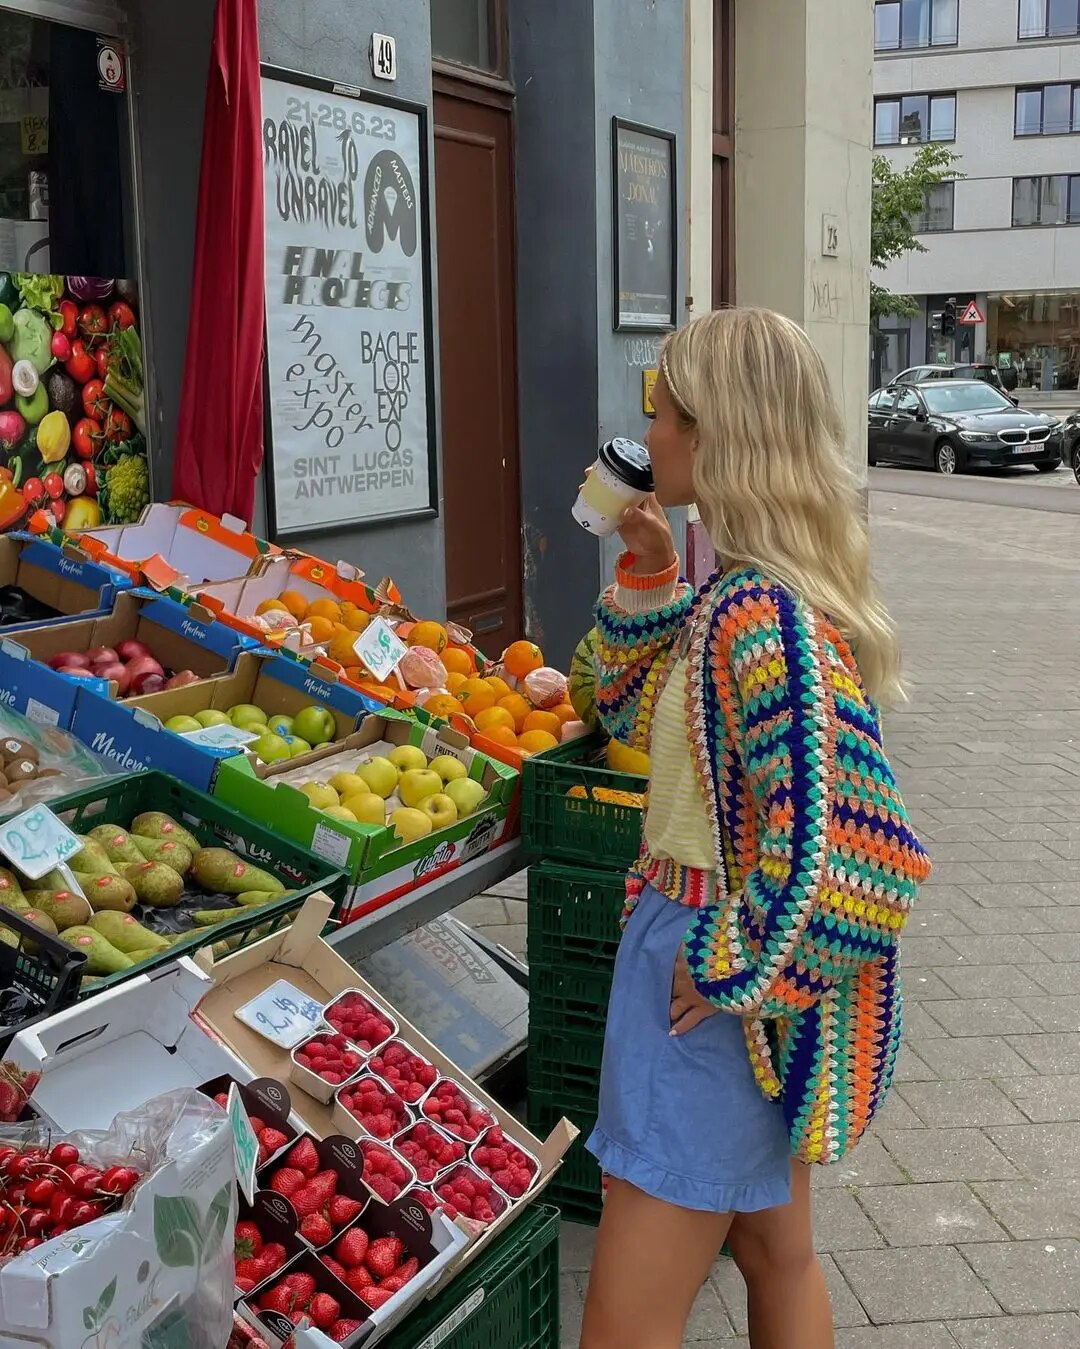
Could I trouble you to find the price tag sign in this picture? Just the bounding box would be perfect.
[227,1084,260,1204]
[354,617,407,683]
[0,805,80,880]
[180,724,260,749]
[235,978,324,1049]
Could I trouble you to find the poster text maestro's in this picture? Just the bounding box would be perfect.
[261,69,436,538]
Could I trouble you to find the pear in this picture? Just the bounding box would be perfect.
[131,812,200,853]
[88,825,145,866]
[23,889,92,930]
[60,926,133,975]
[0,927,18,948]
[190,848,285,896]
[70,839,120,879]
[121,862,185,908]
[0,894,30,917]
[192,907,244,926]
[132,836,192,875]
[89,911,171,955]
[37,869,76,893]
[126,947,165,963]
[21,908,58,938]
[0,868,26,906]
[82,873,138,914]
[236,889,290,908]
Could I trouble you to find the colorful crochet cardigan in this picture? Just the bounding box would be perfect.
[595,558,931,1164]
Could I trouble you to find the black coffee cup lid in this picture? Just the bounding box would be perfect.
[598,438,654,492]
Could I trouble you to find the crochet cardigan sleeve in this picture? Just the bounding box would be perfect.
[683,579,920,1018]
[593,552,694,750]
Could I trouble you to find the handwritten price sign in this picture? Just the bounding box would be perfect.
[235,979,324,1049]
[0,805,81,880]
[354,616,407,683]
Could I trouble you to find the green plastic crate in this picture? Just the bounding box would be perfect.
[526,861,625,966]
[379,1205,560,1349]
[527,1087,603,1227]
[38,771,348,996]
[528,1025,604,1099]
[522,733,645,869]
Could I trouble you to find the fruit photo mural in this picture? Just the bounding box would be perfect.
[0,273,150,532]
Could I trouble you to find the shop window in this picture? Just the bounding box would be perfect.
[1012,174,1080,225]
[0,11,133,277]
[1015,84,1080,135]
[431,0,502,74]
[875,0,958,51]
[988,291,1080,390]
[874,93,956,145]
[1019,0,1080,38]
[916,181,954,232]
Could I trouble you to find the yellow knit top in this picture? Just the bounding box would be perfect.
[642,657,716,870]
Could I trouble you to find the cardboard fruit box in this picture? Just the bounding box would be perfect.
[0,588,256,730]
[0,530,132,635]
[212,713,519,924]
[70,649,379,791]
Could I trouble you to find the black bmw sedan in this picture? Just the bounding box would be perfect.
[868,380,1064,475]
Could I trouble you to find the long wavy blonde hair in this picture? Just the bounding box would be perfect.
[661,307,904,706]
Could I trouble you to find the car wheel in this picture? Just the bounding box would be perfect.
[934,439,959,475]
[1072,441,1080,486]
[1035,459,1060,473]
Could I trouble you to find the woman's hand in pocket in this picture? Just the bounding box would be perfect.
[670,951,718,1035]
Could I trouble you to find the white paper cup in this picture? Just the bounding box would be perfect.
[572,462,648,536]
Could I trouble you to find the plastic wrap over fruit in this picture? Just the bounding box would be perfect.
[399,645,448,690]
[523,666,568,710]
[248,608,296,636]
[560,719,590,742]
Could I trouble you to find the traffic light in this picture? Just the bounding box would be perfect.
[942,298,957,338]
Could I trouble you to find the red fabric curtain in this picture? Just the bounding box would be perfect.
[171,0,264,524]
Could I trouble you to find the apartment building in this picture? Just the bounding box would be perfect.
[873,0,1080,398]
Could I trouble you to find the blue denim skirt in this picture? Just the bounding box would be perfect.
[587,882,792,1213]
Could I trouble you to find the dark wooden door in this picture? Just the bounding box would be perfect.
[434,91,522,657]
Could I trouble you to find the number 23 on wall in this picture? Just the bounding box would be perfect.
[371,32,398,82]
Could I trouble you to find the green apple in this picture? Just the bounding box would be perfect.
[341,792,387,826]
[245,723,269,739]
[267,713,294,737]
[292,705,336,747]
[443,778,488,819]
[301,782,339,810]
[194,709,231,728]
[322,805,357,823]
[165,714,203,734]
[357,757,398,799]
[391,807,433,843]
[430,754,467,784]
[250,732,292,764]
[398,768,443,809]
[422,793,459,831]
[284,736,312,758]
[388,744,428,774]
[229,703,267,729]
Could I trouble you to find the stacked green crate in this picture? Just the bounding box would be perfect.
[522,735,646,1224]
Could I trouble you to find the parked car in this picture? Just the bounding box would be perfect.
[868,380,1064,475]
[1063,412,1080,484]
[892,363,1019,405]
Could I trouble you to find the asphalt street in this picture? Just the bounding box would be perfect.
[870,464,1080,515]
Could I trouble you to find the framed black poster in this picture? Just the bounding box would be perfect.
[261,67,437,539]
[612,119,677,332]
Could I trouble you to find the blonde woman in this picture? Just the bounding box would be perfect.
[580,308,930,1349]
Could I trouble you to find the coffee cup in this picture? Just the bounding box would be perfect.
[572,438,654,536]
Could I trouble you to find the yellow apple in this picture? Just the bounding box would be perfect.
[443,778,488,819]
[300,782,339,810]
[429,754,467,784]
[389,744,428,773]
[329,771,368,798]
[422,793,459,831]
[357,757,398,799]
[341,792,387,826]
[398,768,443,809]
[322,805,358,823]
[391,807,433,843]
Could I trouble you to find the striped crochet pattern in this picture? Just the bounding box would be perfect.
[594,567,931,1165]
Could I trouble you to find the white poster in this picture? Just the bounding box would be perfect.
[261,75,432,535]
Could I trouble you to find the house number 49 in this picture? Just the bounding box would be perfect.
[371,33,398,82]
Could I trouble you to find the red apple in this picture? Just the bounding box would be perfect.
[132,673,165,696]
[57,667,94,678]
[86,646,119,666]
[48,652,90,671]
[165,671,199,690]
[116,639,152,663]
[95,662,127,690]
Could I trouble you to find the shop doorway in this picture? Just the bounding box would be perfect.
[433,89,523,656]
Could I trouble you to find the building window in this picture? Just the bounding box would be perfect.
[1019,0,1080,39]
[1016,84,1080,135]
[988,291,1080,390]
[875,93,956,144]
[1012,174,1080,225]
[917,181,955,232]
[431,0,502,73]
[875,0,958,51]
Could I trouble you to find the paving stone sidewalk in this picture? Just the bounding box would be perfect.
[459,484,1080,1346]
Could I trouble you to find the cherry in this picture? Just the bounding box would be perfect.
[69,1201,103,1226]
[25,1178,57,1206]
[49,1192,75,1224]
[25,1210,50,1237]
[99,1166,139,1196]
[72,1169,103,1199]
[49,1143,80,1168]
[6,1156,34,1180]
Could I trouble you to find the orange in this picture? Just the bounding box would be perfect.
[445,672,468,695]
[422,694,461,719]
[522,710,561,739]
[484,676,513,702]
[442,647,474,677]
[255,598,290,616]
[409,620,448,653]
[278,589,309,619]
[504,640,544,679]
[461,688,496,719]
[481,725,519,749]
[342,665,365,683]
[459,677,491,703]
[474,706,515,735]
[340,609,371,634]
[551,703,578,726]
[328,626,361,666]
[306,615,337,645]
[497,693,532,732]
[517,729,559,756]
[307,597,342,624]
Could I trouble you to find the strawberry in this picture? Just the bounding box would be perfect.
[262,1242,288,1273]
[261,1127,289,1155]
[290,1184,325,1219]
[235,1275,257,1294]
[364,1287,395,1309]
[397,1255,420,1283]
[269,1166,305,1198]
[234,1220,263,1261]
[287,1137,320,1178]
[329,1320,364,1344]
[235,1257,268,1283]
[258,1283,296,1315]
[213,1091,229,1108]
[329,1194,364,1227]
[283,1271,317,1302]
[309,1292,341,1330]
[345,1265,374,1294]
[300,1212,334,1245]
[248,1116,268,1135]
[365,1236,403,1279]
[321,1255,347,1280]
[335,1227,370,1268]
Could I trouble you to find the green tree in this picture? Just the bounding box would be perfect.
[871,144,963,321]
